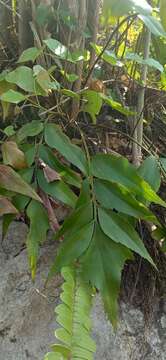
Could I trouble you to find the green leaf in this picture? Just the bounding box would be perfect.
[61,89,80,100]
[18,47,42,63]
[94,179,157,222]
[101,94,135,116]
[54,201,93,241]
[4,125,15,137]
[38,145,81,188]
[26,200,49,279]
[139,15,166,37]
[61,70,79,83]
[44,39,87,63]
[91,43,123,67]
[17,120,44,143]
[104,0,152,17]
[0,90,26,104]
[81,224,133,327]
[98,208,154,266]
[138,156,161,192]
[0,165,41,202]
[44,38,73,62]
[91,154,166,207]
[44,353,62,360]
[37,169,77,208]
[33,65,60,93]
[44,124,88,174]
[82,90,103,124]
[48,266,96,359]
[125,53,164,72]
[6,66,36,93]
[50,222,94,273]
[13,194,30,212]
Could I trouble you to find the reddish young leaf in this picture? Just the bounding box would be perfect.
[0,165,41,202]
[0,196,18,216]
[2,141,27,170]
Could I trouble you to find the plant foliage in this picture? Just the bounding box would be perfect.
[44,266,96,360]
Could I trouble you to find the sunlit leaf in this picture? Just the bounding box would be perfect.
[0,90,26,104]
[82,90,102,123]
[91,154,166,207]
[103,0,152,17]
[139,15,166,37]
[94,179,158,222]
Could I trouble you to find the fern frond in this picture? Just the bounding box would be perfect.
[44,266,96,360]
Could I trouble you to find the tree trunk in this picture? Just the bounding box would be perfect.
[18,0,34,54]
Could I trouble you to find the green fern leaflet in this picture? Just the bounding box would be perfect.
[44,266,96,360]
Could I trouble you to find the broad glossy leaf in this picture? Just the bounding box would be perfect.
[26,200,49,279]
[104,0,152,17]
[138,156,161,192]
[2,141,27,170]
[0,165,41,202]
[18,47,42,63]
[6,66,35,93]
[98,208,154,265]
[94,179,157,222]
[17,120,44,143]
[44,38,73,62]
[50,222,94,273]
[0,196,18,216]
[37,169,77,208]
[83,90,102,123]
[0,90,26,104]
[33,65,59,93]
[44,124,88,174]
[81,224,133,327]
[91,154,166,207]
[139,15,166,37]
[39,145,81,188]
[44,39,86,63]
